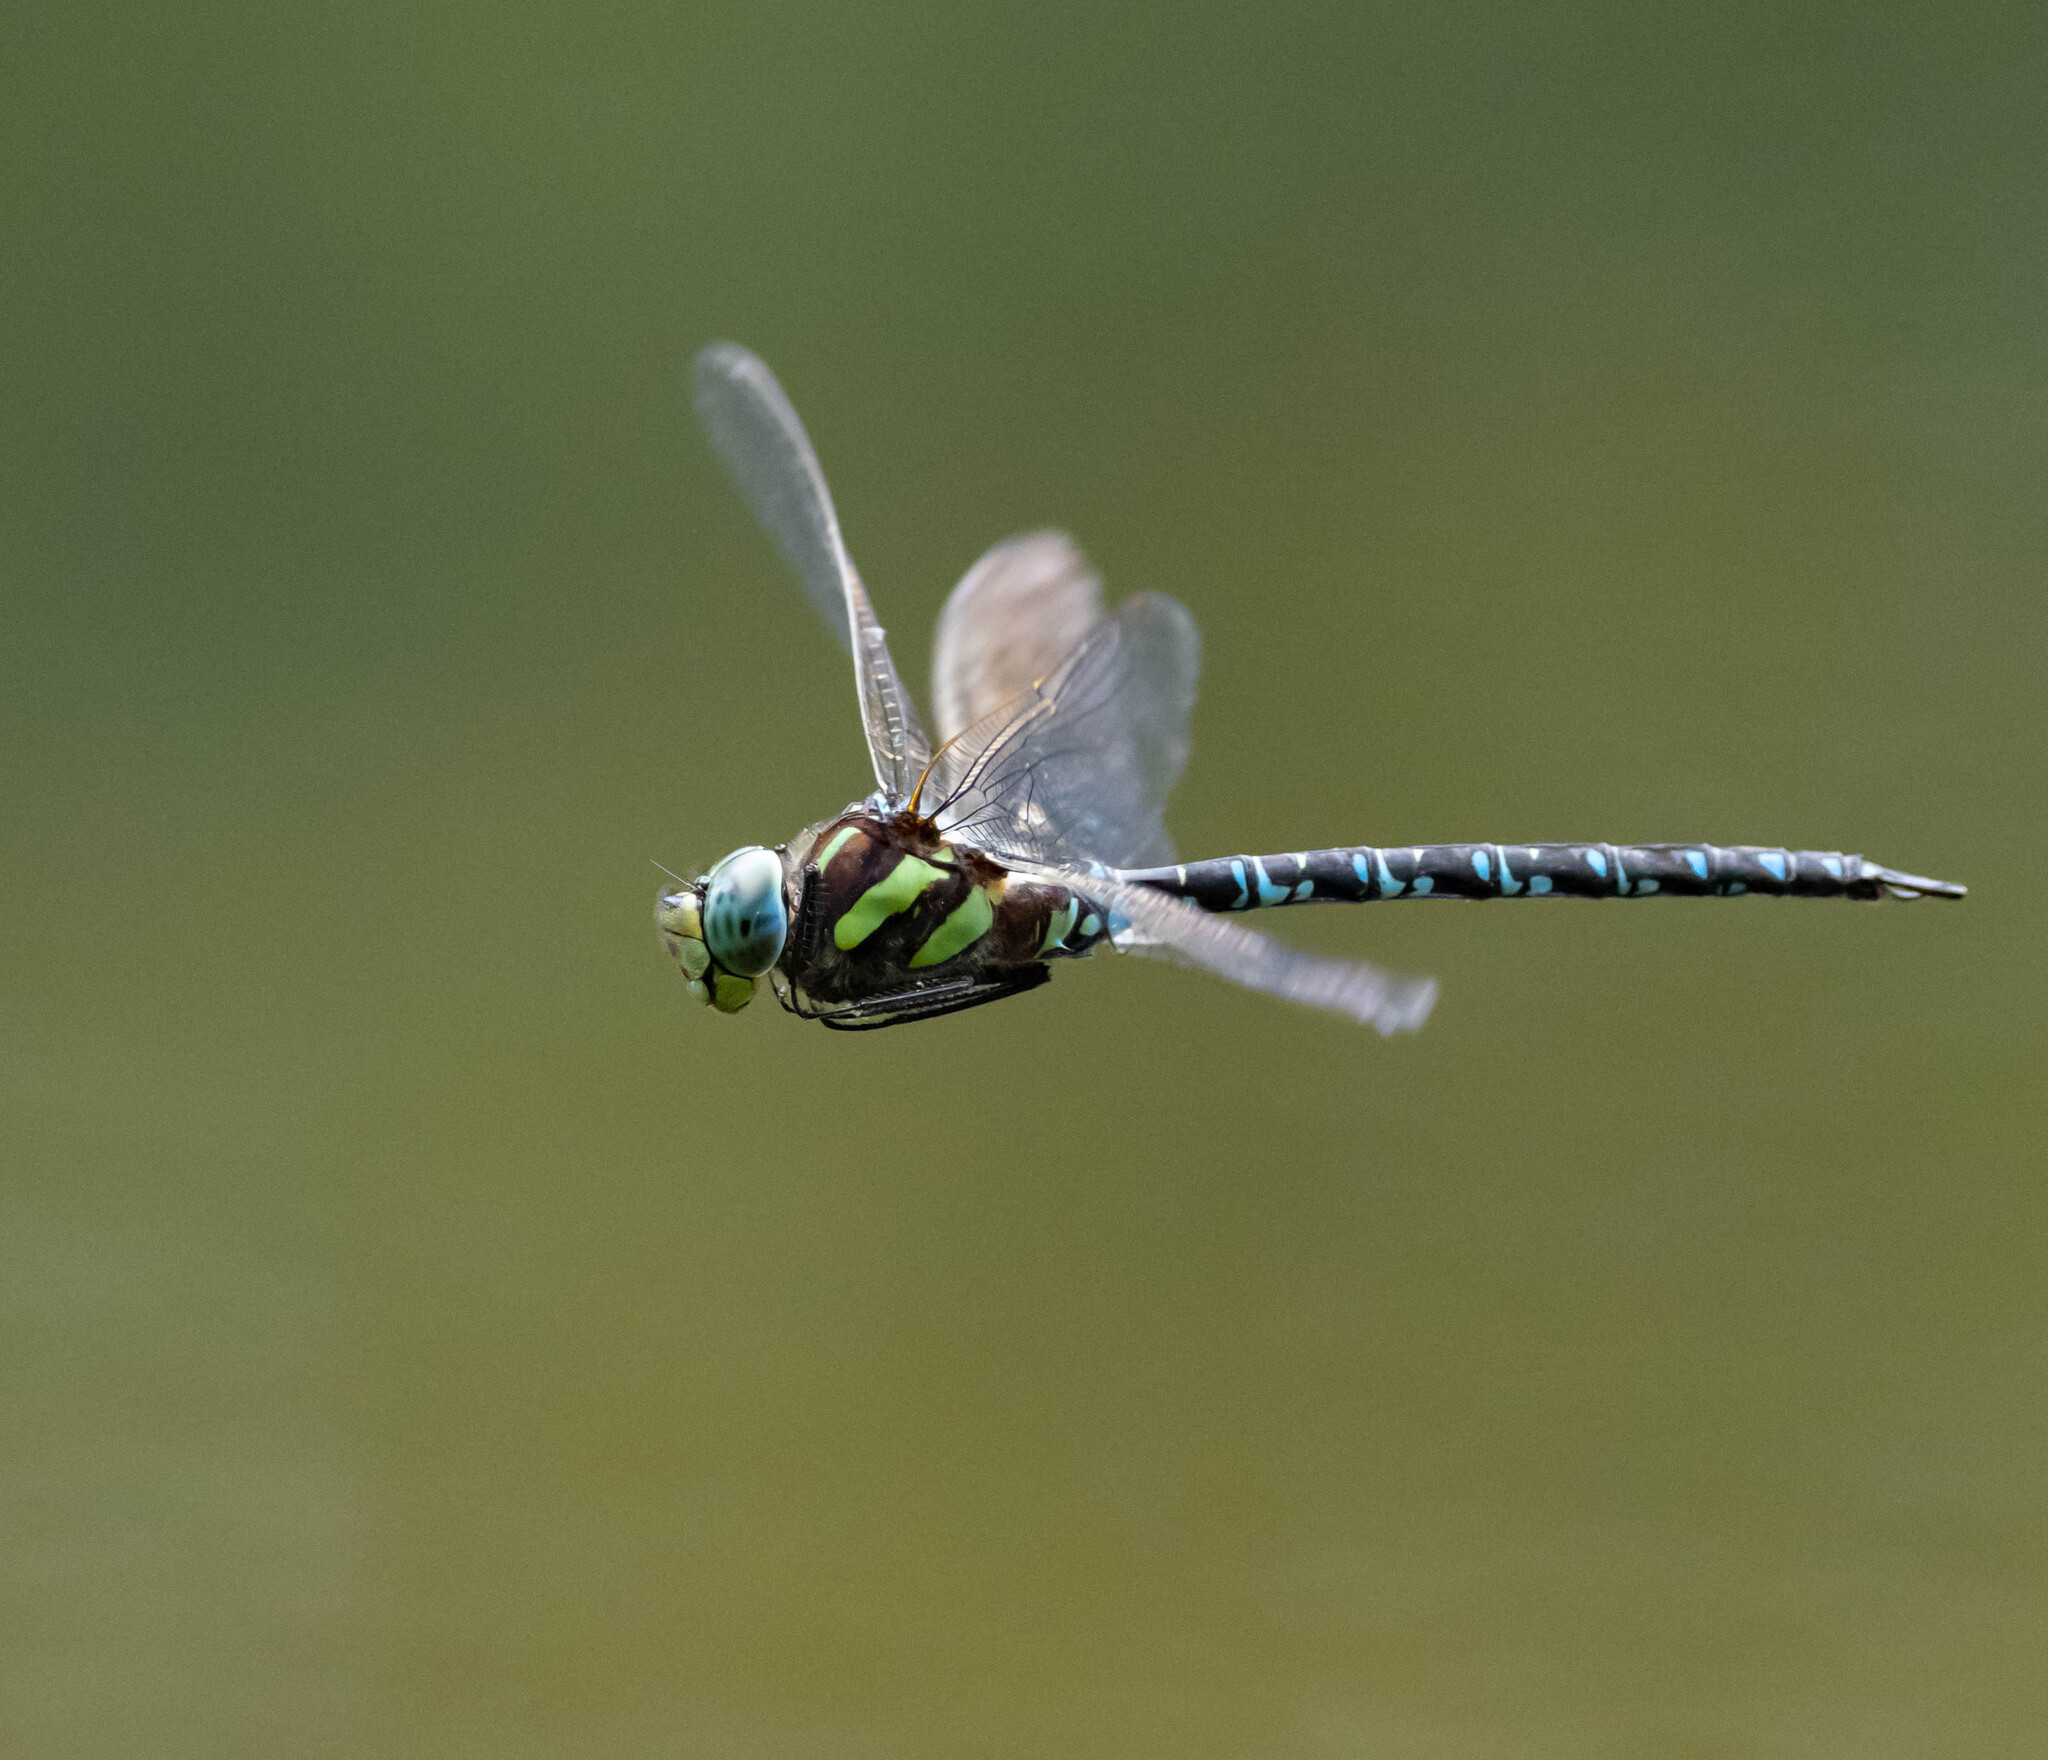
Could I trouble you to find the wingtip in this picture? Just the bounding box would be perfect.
[1371,975,1441,1036]
[690,339,765,398]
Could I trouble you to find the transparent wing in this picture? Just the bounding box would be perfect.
[929,584,1200,869]
[1071,873,1439,1036]
[931,531,1107,741]
[691,342,930,802]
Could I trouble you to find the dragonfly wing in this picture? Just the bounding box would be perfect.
[691,342,930,802]
[930,531,1107,740]
[1072,873,1438,1035]
[931,578,1200,869]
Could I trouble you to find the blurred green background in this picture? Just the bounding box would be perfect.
[5,5,2044,1756]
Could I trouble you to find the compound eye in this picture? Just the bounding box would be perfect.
[701,846,788,977]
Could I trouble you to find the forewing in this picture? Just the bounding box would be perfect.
[930,531,1107,741]
[1075,874,1439,1036]
[931,584,1199,869]
[691,342,930,801]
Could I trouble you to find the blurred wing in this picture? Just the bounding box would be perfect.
[931,531,1107,741]
[930,580,1199,869]
[1073,874,1439,1036]
[691,342,930,802]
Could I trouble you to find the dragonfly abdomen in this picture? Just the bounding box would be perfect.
[1116,843,1966,909]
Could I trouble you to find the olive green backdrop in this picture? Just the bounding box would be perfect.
[5,5,2043,1756]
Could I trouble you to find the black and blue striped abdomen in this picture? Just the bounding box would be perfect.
[1116,843,1965,910]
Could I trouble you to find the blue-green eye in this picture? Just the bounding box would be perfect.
[701,846,788,977]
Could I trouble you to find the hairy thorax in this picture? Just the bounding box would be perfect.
[782,811,1106,1004]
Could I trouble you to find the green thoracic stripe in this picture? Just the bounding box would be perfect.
[816,824,861,872]
[834,856,948,950]
[909,884,994,968]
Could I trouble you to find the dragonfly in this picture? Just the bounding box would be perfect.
[657,343,1965,1033]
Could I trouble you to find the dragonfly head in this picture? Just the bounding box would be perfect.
[654,845,789,1014]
